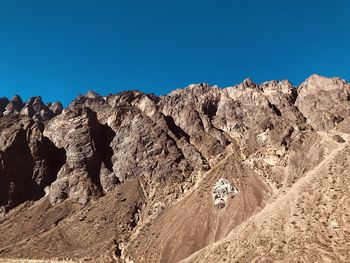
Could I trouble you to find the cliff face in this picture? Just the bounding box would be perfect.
[0,74,349,262]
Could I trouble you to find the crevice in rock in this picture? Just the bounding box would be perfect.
[164,115,190,141]
[0,129,43,211]
[114,240,122,258]
[37,137,67,187]
[198,112,232,147]
[290,87,298,104]
[96,123,116,172]
[281,126,294,150]
[293,105,308,123]
[347,93,350,101]
[86,110,119,194]
[202,99,218,120]
[88,162,107,195]
[128,204,141,230]
[268,101,282,117]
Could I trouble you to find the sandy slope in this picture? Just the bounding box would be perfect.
[182,132,350,262]
[122,142,271,262]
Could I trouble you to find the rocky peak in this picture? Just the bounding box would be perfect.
[261,79,293,89]
[70,91,107,110]
[295,74,350,130]
[167,83,216,99]
[12,95,23,104]
[21,96,45,116]
[108,90,151,107]
[302,74,348,89]
[20,96,63,122]
[3,95,24,115]
[242,78,257,88]
[0,95,62,121]
[48,101,63,115]
[86,90,102,99]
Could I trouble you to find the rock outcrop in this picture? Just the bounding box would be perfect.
[1,74,350,263]
[21,96,62,121]
[0,115,65,212]
[0,95,62,121]
[44,107,116,205]
[295,74,350,130]
[3,95,24,115]
[0,95,64,213]
[212,178,238,208]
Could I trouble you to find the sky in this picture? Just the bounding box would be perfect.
[0,0,349,106]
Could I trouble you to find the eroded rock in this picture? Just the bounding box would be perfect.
[0,115,65,211]
[212,178,238,209]
[3,95,24,115]
[295,74,350,131]
[44,107,116,205]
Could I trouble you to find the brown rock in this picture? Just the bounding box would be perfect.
[1,75,350,263]
[0,97,9,113]
[44,107,116,205]
[3,95,24,115]
[295,74,350,130]
[0,115,65,211]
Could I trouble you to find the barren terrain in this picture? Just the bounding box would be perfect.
[1,74,350,262]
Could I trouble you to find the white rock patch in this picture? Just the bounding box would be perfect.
[330,220,340,230]
[212,178,238,209]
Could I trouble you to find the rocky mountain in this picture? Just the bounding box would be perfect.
[0,74,350,262]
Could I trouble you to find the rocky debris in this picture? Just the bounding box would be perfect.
[183,140,350,263]
[149,201,165,215]
[212,178,238,208]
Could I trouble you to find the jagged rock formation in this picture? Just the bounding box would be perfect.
[0,115,66,213]
[0,74,350,263]
[0,95,62,121]
[3,95,24,115]
[295,75,350,131]
[44,107,116,205]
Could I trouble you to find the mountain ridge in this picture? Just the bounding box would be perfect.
[0,74,350,262]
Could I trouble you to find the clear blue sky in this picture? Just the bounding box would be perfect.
[0,0,349,106]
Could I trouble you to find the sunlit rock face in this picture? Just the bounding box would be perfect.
[1,75,350,263]
[0,95,62,121]
[295,74,350,131]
